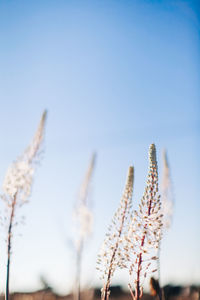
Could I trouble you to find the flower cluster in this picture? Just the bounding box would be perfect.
[2,111,47,206]
[73,203,93,250]
[3,161,34,205]
[73,153,96,251]
[124,144,163,299]
[97,166,134,299]
[161,149,173,230]
[24,110,47,164]
[2,111,47,300]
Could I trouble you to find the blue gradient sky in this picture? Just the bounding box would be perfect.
[0,0,199,294]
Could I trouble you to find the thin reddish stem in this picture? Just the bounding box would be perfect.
[5,193,17,300]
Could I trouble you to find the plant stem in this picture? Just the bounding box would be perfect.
[5,193,17,300]
[75,240,83,300]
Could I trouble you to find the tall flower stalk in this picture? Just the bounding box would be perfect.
[73,153,96,300]
[2,111,47,300]
[125,144,163,300]
[161,149,173,230]
[157,149,174,281]
[97,166,134,300]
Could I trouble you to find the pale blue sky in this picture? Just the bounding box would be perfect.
[0,0,199,295]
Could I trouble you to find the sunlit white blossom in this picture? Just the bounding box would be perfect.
[3,110,47,206]
[2,110,47,300]
[124,144,163,300]
[3,161,34,204]
[73,153,96,300]
[73,204,93,251]
[73,153,96,250]
[97,166,134,300]
[161,149,174,230]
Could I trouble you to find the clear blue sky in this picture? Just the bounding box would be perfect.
[0,0,199,295]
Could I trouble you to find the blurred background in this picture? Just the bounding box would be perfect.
[0,0,199,296]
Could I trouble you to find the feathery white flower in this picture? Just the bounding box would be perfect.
[3,110,47,206]
[161,149,173,230]
[73,153,96,250]
[72,153,96,300]
[76,204,93,238]
[97,166,134,300]
[3,110,47,300]
[3,161,34,203]
[156,149,174,283]
[125,144,163,300]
